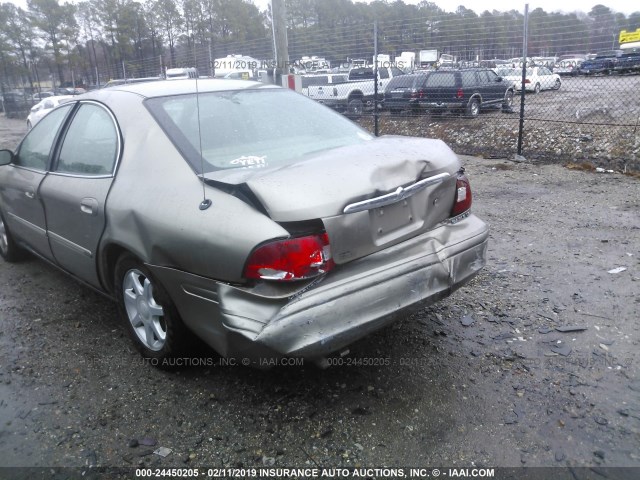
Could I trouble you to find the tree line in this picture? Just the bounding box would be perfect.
[0,0,639,91]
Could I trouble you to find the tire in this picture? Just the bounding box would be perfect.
[0,212,26,262]
[534,83,541,94]
[466,98,480,118]
[502,90,514,109]
[347,97,364,116]
[553,79,561,90]
[114,253,190,363]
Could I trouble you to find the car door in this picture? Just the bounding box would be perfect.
[535,67,547,89]
[0,104,73,260]
[38,101,121,288]
[484,70,505,103]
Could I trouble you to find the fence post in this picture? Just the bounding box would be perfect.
[516,3,529,158]
[374,20,379,137]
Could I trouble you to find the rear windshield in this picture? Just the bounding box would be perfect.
[424,72,457,88]
[387,74,427,89]
[302,76,330,88]
[349,68,375,80]
[145,88,372,174]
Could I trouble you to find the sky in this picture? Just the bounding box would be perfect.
[4,0,639,16]
[253,0,637,16]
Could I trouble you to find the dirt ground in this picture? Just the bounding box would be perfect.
[0,113,638,477]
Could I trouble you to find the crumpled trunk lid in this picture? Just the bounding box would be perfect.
[205,136,461,264]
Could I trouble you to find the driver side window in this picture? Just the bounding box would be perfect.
[15,104,73,171]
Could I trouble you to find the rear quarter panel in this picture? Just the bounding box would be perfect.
[94,90,289,285]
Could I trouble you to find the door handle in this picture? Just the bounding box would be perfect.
[24,189,35,199]
[80,198,99,216]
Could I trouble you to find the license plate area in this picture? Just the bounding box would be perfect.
[370,198,421,246]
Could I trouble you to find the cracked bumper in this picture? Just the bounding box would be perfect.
[149,214,489,360]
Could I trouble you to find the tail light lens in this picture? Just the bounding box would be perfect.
[451,171,472,217]
[244,233,335,281]
[456,88,464,99]
[524,78,531,84]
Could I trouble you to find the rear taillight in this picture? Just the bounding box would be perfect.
[456,88,464,99]
[524,78,531,84]
[451,171,472,217]
[244,233,335,281]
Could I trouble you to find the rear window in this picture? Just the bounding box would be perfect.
[349,68,375,80]
[301,76,330,88]
[145,88,373,174]
[424,72,457,88]
[387,74,428,89]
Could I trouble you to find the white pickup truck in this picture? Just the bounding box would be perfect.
[307,66,405,115]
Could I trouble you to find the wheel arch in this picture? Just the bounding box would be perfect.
[99,242,140,295]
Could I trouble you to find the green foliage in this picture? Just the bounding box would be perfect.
[1,0,638,89]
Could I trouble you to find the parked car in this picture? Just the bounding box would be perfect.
[613,49,640,74]
[478,59,510,71]
[307,66,405,115]
[165,67,198,80]
[1,91,32,118]
[0,80,488,365]
[300,73,348,97]
[26,95,74,129]
[495,67,561,93]
[420,68,514,117]
[31,91,55,101]
[222,70,255,80]
[579,51,622,75]
[103,77,163,88]
[383,72,430,112]
[553,57,585,76]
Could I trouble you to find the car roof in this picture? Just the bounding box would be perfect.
[84,78,276,99]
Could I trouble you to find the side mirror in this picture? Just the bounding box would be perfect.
[30,105,39,112]
[496,77,503,82]
[0,149,14,166]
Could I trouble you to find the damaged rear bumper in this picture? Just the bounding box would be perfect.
[149,214,489,361]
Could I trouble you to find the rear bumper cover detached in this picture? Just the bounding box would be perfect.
[149,214,489,361]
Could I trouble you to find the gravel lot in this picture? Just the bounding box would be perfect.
[359,75,640,173]
[0,114,639,477]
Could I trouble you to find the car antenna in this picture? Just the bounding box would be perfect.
[194,49,211,211]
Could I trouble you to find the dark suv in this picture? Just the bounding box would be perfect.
[383,73,430,112]
[420,68,514,117]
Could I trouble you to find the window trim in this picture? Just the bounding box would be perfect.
[12,102,76,174]
[49,100,123,179]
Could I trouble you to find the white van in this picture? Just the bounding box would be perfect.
[165,67,198,80]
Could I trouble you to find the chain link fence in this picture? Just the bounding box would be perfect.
[2,6,639,171]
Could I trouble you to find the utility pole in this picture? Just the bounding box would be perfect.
[271,0,289,83]
[516,3,529,160]
[374,21,379,136]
